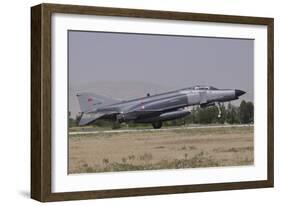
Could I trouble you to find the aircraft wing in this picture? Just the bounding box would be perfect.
[130,104,188,119]
[131,109,167,117]
[133,109,163,113]
[133,106,185,115]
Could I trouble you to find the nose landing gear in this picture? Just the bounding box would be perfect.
[217,102,222,118]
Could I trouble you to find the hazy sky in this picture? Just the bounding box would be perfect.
[68,30,254,116]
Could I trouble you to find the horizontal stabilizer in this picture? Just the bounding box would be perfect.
[78,112,105,126]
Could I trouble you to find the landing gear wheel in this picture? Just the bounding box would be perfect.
[152,121,162,129]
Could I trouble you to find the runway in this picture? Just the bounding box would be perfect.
[69,124,253,135]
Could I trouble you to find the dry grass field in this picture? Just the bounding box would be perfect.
[68,125,253,174]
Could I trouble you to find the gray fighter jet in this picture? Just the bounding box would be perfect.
[76,85,245,129]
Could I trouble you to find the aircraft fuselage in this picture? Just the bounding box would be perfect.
[77,85,246,129]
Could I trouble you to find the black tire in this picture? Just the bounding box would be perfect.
[152,121,162,129]
[112,122,121,130]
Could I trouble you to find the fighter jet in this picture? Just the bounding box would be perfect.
[76,85,245,129]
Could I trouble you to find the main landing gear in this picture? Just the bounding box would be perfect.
[152,121,162,129]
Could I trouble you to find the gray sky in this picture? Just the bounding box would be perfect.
[68,30,254,117]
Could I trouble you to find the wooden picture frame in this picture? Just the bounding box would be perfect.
[31,3,274,202]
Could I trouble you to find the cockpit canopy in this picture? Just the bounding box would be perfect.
[184,85,218,90]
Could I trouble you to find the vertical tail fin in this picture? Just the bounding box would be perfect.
[76,92,120,113]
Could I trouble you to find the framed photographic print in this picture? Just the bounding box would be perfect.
[31,3,274,202]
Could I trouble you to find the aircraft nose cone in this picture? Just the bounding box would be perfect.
[235,89,246,97]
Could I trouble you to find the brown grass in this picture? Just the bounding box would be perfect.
[68,126,254,174]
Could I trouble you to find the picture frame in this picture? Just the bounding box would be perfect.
[31,3,274,202]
